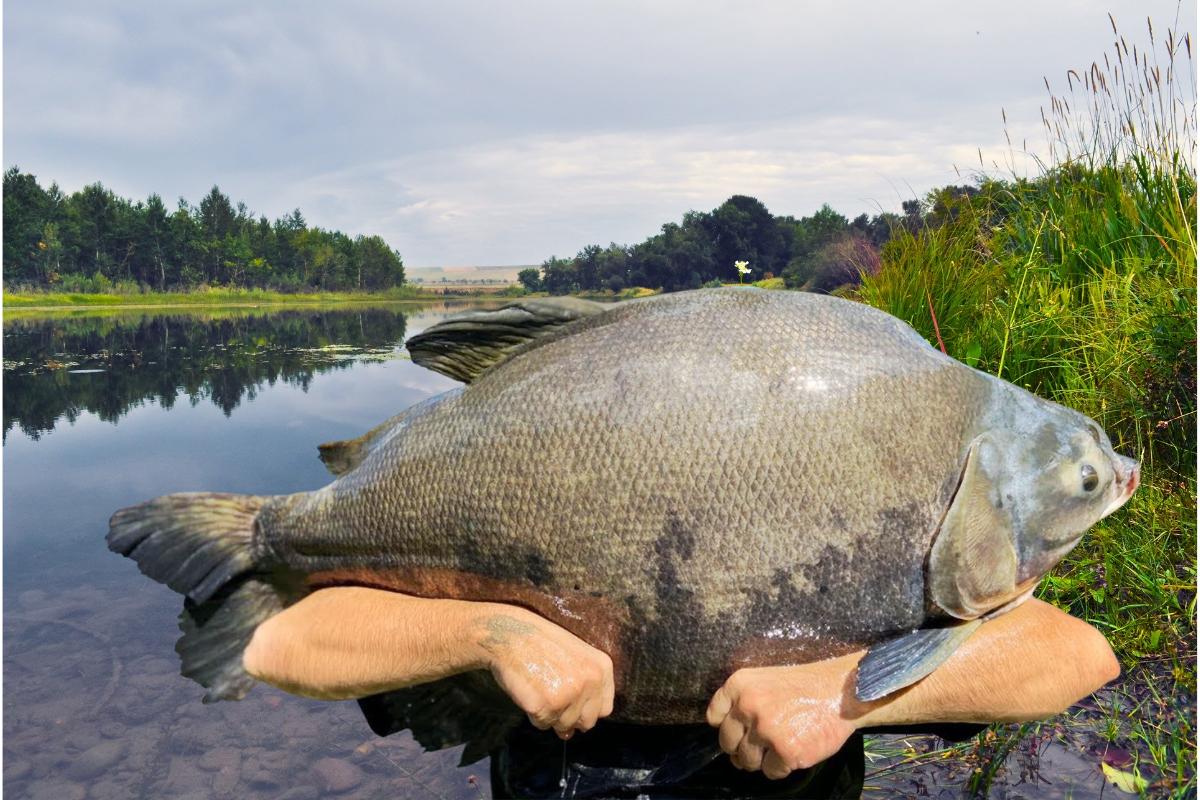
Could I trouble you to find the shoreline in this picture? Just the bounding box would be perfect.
[5,298,451,313]
[2,288,513,312]
[1,285,669,313]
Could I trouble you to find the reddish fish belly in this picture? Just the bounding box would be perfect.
[306,567,867,722]
[305,566,632,686]
[728,635,864,674]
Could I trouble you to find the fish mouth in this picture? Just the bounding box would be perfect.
[1100,457,1140,519]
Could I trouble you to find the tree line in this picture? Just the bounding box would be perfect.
[520,190,979,295]
[3,167,406,292]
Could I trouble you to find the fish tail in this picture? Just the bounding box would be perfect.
[108,492,267,604]
[107,492,288,702]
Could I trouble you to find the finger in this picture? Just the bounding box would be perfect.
[735,732,765,772]
[761,750,792,781]
[527,710,554,731]
[718,716,745,754]
[577,694,601,733]
[706,686,732,727]
[599,658,616,719]
[553,694,585,738]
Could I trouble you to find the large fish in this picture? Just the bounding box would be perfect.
[108,287,1138,731]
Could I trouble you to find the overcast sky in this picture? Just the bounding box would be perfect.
[4,1,1194,266]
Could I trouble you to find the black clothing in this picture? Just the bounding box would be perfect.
[358,687,985,799]
[489,721,865,799]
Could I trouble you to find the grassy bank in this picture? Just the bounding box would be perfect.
[1,284,488,310]
[855,19,1195,795]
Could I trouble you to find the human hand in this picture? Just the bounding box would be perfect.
[475,608,615,740]
[706,661,860,780]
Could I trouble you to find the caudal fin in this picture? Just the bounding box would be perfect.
[107,492,290,701]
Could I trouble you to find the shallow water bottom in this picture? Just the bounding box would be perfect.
[3,579,490,800]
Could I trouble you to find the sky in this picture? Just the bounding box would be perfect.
[4,1,1195,266]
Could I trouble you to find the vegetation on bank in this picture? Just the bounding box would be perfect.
[2,173,406,292]
[2,285,439,309]
[853,15,1195,795]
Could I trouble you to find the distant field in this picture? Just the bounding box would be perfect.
[407,265,533,285]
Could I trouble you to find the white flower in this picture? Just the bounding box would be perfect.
[734,260,752,275]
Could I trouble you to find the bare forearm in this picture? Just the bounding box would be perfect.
[243,585,616,738]
[708,599,1120,778]
[848,598,1120,728]
[243,587,514,700]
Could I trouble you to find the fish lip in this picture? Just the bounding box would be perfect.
[1100,459,1140,518]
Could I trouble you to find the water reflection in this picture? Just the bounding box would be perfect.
[3,308,410,439]
[4,303,483,799]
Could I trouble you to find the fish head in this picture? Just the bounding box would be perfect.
[929,393,1139,620]
[997,406,1140,584]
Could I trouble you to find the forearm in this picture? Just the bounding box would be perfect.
[847,598,1120,728]
[242,586,519,700]
[709,599,1120,778]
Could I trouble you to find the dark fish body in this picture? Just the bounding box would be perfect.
[109,288,1139,729]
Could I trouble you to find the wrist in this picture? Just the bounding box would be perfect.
[463,603,538,672]
[777,653,883,731]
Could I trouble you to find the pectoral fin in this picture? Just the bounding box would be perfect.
[928,433,1020,620]
[855,619,983,702]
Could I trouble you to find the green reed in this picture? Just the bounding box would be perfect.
[858,13,1195,794]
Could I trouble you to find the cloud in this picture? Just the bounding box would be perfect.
[273,108,1049,264]
[4,0,1192,264]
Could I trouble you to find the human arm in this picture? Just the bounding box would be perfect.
[242,586,614,738]
[706,598,1119,779]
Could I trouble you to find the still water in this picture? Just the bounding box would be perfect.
[4,304,486,799]
[4,303,1116,799]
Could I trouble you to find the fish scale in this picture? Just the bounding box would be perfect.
[109,286,1139,740]
[257,289,975,718]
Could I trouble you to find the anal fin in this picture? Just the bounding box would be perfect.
[855,619,983,702]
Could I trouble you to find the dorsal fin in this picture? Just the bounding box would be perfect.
[405,297,610,383]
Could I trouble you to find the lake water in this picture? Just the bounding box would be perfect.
[4,304,489,799]
[3,302,1124,799]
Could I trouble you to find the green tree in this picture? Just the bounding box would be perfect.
[517,267,542,292]
[352,235,405,289]
[703,196,785,279]
[38,222,64,283]
[3,167,52,283]
[65,182,121,278]
[541,256,579,294]
[2,169,407,292]
[782,205,850,288]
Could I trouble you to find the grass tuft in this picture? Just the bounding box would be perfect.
[857,12,1195,795]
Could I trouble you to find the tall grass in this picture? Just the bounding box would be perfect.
[857,15,1195,793]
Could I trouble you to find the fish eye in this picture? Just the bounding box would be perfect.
[1081,464,1099,492]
